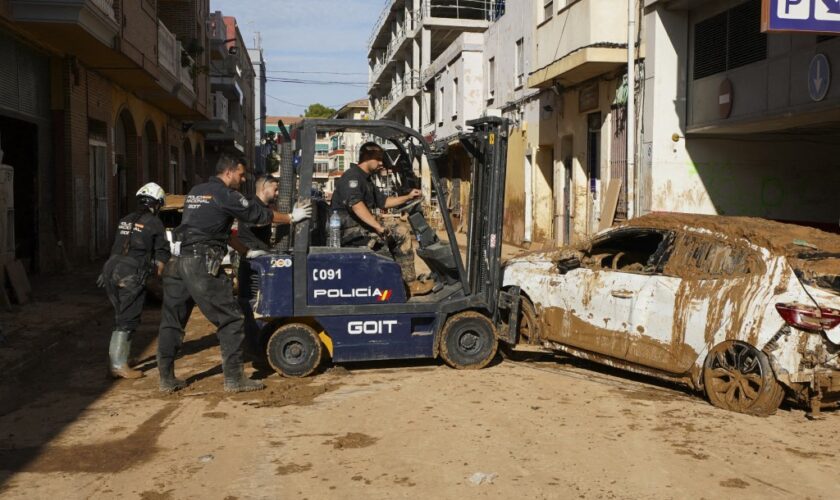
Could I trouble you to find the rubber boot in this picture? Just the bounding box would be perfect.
[157,356,187,393]
[108,330,143,379]
[223,362,265,393]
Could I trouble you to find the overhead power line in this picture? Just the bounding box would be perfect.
[266,69,369,76]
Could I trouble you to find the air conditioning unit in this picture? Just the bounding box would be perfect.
[0,162,14,265]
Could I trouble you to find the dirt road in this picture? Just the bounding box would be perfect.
[1,302,839,499]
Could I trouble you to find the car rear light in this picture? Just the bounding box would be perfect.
[775,303,840,332]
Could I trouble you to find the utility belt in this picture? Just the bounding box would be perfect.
[180,243,226,277]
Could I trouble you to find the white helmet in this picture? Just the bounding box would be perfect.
[136,182,165,204]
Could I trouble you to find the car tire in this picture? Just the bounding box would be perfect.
[440,311,498,370]
[266,323,323,378]
[518,295,539,345]
[703,340,785,416]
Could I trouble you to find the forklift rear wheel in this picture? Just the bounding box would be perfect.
[266,323,323,378]
[440,311,498,370]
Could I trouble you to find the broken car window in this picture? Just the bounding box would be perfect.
[583,230,669,274]
[665,233,762,279]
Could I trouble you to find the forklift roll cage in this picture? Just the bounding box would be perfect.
[277,116,518,339]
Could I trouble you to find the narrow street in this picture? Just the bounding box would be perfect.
[1,274,839,499]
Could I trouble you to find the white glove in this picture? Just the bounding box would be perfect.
[291,201,312,223]
[245,250,268,259]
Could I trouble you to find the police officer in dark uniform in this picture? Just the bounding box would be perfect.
[331,142,426,291]
[234,174,278,342]
[157,156,311,393]
[100,182,170,379]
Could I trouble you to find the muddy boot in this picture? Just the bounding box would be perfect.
[157,357,187,393]
[223,362,265,393]
[408,279,435,297]
[108,330,143,379]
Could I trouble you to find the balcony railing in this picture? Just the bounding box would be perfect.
[180,52,195,92]
[91,0,116,20]
[158,20,178,77]
[369,9,419,84]
[212,92,229,122]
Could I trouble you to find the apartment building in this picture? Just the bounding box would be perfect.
[329,99,370,170]
[0,0,212,270]
[482,0,541,245]
[642,0,840,230]
[367,0,504,128]
[528,0,632,244]
[195,13,256,185]
[248,38,267,174]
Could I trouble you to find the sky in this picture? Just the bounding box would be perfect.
[211,0,385,117]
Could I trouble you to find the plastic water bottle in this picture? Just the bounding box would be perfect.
[328,210,341,248]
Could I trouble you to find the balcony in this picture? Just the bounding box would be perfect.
[10,0,120,58]
[135,20,200,119]
[529,0,627,88]
[208,11,230,60]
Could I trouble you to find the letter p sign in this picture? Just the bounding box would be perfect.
[778,0,811,19]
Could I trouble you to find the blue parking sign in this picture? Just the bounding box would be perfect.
[763,0,840,33]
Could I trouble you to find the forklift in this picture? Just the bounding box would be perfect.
[245,116,520,377]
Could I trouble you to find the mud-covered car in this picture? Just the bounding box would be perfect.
[503,214,840,416]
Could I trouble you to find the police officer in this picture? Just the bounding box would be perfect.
[331,142,431,295]
[100,182,170,379]
[157,156,311,393]
[234,174,278,343]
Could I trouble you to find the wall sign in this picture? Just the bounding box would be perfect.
[762,0,840,34]
[808,53,831,101]
[578,82,599,113]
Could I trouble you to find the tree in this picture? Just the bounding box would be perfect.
[303,103,337,118]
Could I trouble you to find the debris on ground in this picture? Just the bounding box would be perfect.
[468,472,498,485]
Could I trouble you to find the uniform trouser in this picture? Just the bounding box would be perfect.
[103,256,147,332]
[342,219,416,282]
[157,254,245,371]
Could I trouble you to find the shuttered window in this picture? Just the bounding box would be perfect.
[693,0,766,80]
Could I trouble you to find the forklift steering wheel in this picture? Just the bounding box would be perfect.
[397,198,422,214]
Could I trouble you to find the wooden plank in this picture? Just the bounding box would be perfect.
[598,180,623,232]
[5,259,30,305]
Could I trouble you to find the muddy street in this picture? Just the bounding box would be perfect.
[0,299,838,499]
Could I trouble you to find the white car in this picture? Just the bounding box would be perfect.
[503,214,840,416]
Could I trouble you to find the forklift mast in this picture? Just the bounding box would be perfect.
[462,117,509,313]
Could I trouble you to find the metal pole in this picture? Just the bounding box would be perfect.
[626,0,636,219]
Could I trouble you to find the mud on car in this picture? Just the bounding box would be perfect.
[503,213,840,416]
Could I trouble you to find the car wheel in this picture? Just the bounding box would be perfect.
[266,323,323,378]
[440,311,498,370]
[518,296,539,345]
[703,341,785,416]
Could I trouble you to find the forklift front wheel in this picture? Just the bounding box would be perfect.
[440,312,498,370]
[266,323,324,378]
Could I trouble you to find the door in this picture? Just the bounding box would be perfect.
[89,142,109,256]
[586,113,601,232]
[550,229,680,368]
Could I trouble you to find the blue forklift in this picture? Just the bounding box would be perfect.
[244,116,520,377]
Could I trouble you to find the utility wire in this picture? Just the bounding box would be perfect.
[265,69,368,76]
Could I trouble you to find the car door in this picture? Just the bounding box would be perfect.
[660,231,767,373]
[553,229,676,362]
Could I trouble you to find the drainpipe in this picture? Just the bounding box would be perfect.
[626,0,637,219]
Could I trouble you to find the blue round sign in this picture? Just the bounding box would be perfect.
[808,53,831,102]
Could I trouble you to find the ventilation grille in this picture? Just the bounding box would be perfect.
[693,0,766,80]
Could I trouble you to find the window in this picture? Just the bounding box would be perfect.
[665,233,762,278]
[487,57,495,101]
[693,0,766,80]
[585,230,670,274]
[452,78,458,119]
[515,38,525,87]
[543,0,554,22]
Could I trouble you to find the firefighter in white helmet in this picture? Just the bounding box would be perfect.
[98,182,170,379]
